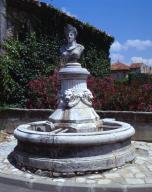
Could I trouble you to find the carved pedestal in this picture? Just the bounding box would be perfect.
[49,63,102,132]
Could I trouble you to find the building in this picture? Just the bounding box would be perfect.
[130,63,152,74]
[111,61,152,80]
[111,61,130,80]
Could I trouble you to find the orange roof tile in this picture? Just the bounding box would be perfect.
[130,63,143,69]
[111,62,130,71]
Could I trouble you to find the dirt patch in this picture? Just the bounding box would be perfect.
[0,131,9,143]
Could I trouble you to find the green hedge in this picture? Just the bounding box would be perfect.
[0,34,61,106]
[6,0,114,76]
[0,0,114,106]
[0,32,111,106]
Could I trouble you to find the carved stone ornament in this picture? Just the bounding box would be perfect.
[58,89,93,108]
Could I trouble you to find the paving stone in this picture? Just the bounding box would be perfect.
[76,177,86,183]
[135,159,145,165]
[25,173,34,179]
[87,174,103,179]
[147,165,152,171]
[104,173,121,179]
[86,179,96,184]
[127,166,141,174]
[125,178,145,185]
[123,173,134,177]
[112,168,118,171]
[53,179,65,182]
[135,173,146,178]
[145,177,152,184]
[1,138,152,186]
[52,172,62,177]
[97,179,111,185]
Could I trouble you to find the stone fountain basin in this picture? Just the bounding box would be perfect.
[13,119,135,173]
[14,119,135,145]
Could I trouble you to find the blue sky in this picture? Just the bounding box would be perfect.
[42,0,152,66]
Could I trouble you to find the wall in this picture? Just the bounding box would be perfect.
[0,0,7,51]
[0,108,152,142]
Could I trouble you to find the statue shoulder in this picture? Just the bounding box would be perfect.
[77,44,85,51]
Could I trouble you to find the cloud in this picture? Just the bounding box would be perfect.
[111,39,152,51]
[126,40,152,50]
[110,41,126,51]
[131,57,152,66]
[111,53,125,62]
[61,7,77,18]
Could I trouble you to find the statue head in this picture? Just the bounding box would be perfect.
[64,24,78,43]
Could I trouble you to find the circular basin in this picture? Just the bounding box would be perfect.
[12,118,135,173]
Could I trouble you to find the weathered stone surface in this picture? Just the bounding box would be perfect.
[1,109,152,141]
[97,179,111,184]
[0,138,152,187]
[125,178,145,185]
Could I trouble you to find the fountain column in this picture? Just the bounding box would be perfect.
[49,62,102,132]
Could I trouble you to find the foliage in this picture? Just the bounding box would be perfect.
[128,73,152,84]
[7,0,114,51]
[0,30,112,107]
[26,70,59,109]
[27,70,152,112]
[80,44,110,77]
[7,0,114,78]
[0,33,60,106]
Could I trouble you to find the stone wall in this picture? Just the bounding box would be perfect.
[0,108,152,142]
[0,0,7,51]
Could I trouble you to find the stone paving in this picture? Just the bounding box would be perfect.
[0,136,152,186]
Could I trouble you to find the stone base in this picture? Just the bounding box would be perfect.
[12,145,135,173]
[13,119,135,174]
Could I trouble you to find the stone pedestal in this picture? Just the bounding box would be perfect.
[49,63,102,132]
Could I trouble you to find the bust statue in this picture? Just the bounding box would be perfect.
[60,24,84,63]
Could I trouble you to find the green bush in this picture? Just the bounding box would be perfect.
[7,0,114,77]
[81,44,110,77]
[0,30,112,107]
[0,33,61,106]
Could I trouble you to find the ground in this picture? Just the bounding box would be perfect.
[0,135,152,188]
[0,131,9,143]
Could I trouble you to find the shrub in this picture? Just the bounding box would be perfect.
[26,70,152,112]
[0,32,112,106]
[0,33,60,106]
[26,70,59,109]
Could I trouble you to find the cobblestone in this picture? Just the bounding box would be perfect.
[145,178,152,184]
[135,173,146,178]
[125,178,145,185]
[0,136,152,186]
[76,177,86,183]
[97,179,111,185]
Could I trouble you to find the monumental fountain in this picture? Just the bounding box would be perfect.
[13,24,135,175]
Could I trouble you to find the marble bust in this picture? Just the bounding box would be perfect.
[60,24,84,63]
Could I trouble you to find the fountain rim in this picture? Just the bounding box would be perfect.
[14,119,135,145]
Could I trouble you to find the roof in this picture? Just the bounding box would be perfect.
[130,63,143,69]
[111,62,130,71]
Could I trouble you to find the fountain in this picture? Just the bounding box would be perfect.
[13,24,135,175]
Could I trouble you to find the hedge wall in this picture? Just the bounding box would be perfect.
[0,0,114,107]
[6,0,114,76]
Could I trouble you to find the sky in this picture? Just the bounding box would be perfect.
[42,0,152,66]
